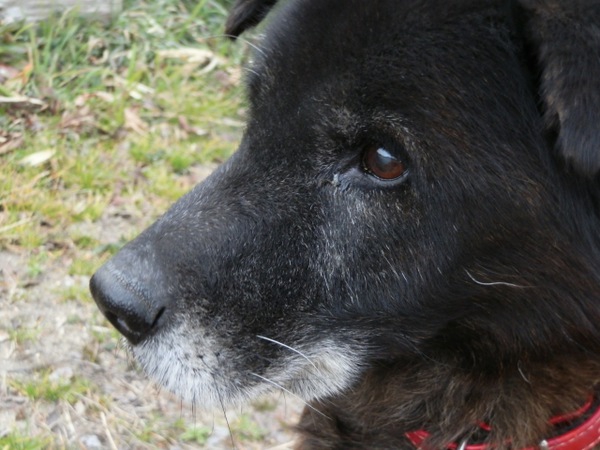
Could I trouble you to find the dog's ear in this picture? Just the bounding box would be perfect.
[225,0,279,38]
[518,0,600,178]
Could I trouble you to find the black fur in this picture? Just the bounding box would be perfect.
[90,1,600,448]
[224,0,278,37]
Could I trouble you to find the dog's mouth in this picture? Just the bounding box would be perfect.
[125,322,365,409]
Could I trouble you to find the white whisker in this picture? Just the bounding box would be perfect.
[196,33,267,58]
[224,34,267,57]
[466,270,528,288]
[257,335,318,370]
[249,372,330,419]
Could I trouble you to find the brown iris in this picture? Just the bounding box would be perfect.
[363,146,406,180]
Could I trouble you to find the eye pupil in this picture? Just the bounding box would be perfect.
[363,146,406,180]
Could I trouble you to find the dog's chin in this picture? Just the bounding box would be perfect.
[126,324,365,408]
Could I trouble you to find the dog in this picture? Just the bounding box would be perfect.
[90,0,600,448]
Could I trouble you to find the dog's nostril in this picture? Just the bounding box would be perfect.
[89,260,171,345]
[151,307,166,328]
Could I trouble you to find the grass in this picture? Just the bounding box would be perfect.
[0,2,265,448]
[232,414,267,441]
[10,370,93,403]
[180,425,212,445]
[0,0,246,260]
[0,434,50,450]
[8,325,41,345]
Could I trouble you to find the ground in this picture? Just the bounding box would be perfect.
[0,1,302,448]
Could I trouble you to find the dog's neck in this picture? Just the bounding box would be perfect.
[295,358,600,450]
[406,393,600,450]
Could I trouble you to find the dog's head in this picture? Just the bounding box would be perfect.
[90,0,600,435]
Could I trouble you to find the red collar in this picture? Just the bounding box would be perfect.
[405,395,600,450]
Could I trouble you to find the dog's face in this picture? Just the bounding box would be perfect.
[90,0,600,436]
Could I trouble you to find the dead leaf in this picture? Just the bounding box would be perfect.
[0,95,46,110]
[60,106,96,131]
[158,48,219,76]
[214,69,241,88]
[19,150,55,167]
[112,76,154,100]
[0,64,20,83]
[124,108,148,134]
[74,92,116,107]
[94,91,115,103]
[25,115,44,133]
[156,48,214,64]
[0,134,24,156]
[178,116,207,136]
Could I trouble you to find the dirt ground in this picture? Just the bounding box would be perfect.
[0,165,303,449]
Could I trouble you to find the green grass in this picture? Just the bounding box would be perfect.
[7,325,41,345]
[232,413,267,441]
[180,425,212,445]
[0,0,246,254]
[0,433,50,450]
[57,283,92,303]
[10,371,93,404]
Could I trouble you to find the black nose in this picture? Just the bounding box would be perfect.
[89,252,170,345]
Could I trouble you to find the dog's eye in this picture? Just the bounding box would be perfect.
[363,146,406,180]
